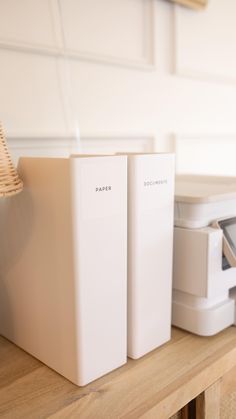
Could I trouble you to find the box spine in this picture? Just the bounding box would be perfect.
[70,156,127,385]
[127,154,175,359]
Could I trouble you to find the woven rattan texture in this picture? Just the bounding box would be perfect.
[0,123,23,197]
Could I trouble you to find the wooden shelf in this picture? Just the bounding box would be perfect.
[1,326,236,418]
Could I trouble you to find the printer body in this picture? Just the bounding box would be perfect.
[172,175,236,336]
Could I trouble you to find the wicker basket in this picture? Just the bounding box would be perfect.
[0,123,23,197]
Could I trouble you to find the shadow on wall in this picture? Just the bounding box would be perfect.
[0,190,34,339]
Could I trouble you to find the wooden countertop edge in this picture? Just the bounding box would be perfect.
[45,329,236,419]
[2,328,236,418]
[131,335,236,418]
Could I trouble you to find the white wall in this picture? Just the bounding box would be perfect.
[1,0,236,174]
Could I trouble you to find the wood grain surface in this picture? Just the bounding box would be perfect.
[1,327,236,418]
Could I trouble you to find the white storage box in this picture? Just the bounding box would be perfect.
[175,175,236,228]
[127,153,175,359]
[0,155,127,386]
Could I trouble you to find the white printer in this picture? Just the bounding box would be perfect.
[172,175,236,336]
